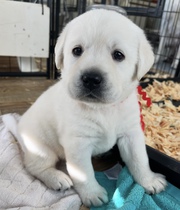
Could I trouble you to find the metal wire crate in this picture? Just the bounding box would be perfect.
[122,0,180,77]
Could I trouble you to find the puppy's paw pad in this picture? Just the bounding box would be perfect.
[144,173,167,194]
[80,185,108,207]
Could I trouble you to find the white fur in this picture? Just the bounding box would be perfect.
[4,10,166,207]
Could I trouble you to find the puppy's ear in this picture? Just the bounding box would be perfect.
[137,31,154,80]
[55,25,68,70]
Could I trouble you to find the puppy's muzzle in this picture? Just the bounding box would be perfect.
[81,72,102,91]
[77,70,107,102]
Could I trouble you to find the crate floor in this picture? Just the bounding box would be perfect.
[0,77,55,115]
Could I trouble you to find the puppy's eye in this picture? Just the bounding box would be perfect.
[112,50,125,62]
[72,46,83,57]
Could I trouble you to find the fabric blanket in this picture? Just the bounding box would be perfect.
[92,166,180,210]
[0,114,81,210]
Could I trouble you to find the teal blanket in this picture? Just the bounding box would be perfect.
[91,167,180,210]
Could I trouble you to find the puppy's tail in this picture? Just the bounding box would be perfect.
[2,113,21,140]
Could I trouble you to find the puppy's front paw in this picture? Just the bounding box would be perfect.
[78,184,108,207]
[39,169,73,191]
[141,173,167,194]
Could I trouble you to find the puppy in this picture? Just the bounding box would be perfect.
[4,9,167,207]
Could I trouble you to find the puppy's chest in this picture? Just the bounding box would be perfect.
[76,109,125,154]
[68,99,139,154]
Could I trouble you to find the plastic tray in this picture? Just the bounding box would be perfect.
[147,145,180,188]
[140,77,180,188]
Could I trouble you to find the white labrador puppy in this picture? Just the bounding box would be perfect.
[4,9,167,207]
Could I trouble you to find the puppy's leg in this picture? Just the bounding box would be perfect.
[23,143,73,191]
[117,128,167,194]
[65,142,108,207]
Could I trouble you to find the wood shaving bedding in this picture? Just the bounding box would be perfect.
[145,80,180,101]
[139,80,180,161]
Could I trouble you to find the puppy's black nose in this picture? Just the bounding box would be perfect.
[81,72,102,90]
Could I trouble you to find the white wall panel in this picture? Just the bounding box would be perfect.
[0,1,50,58]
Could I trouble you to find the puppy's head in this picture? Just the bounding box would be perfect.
[55,9,154,105]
